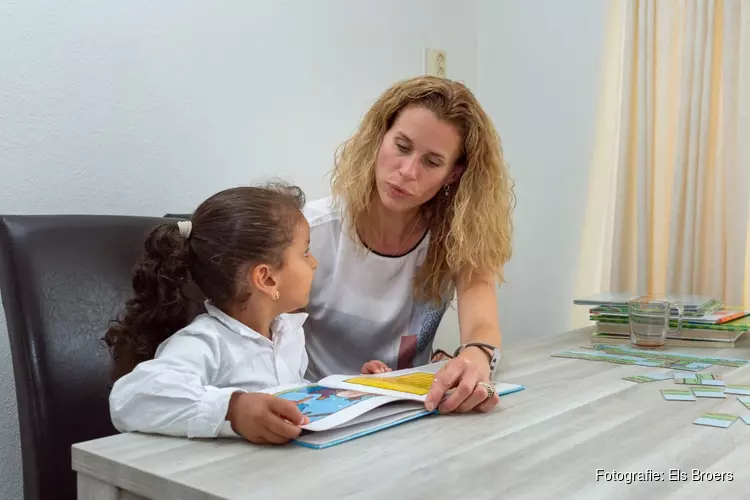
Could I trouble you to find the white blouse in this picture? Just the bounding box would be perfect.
[302,196,450,381]
[109,302,309,439]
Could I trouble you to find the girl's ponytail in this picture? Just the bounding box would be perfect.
[105,182,306,381]
[104,223,200,381]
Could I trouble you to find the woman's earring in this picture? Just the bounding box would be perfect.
[274,291,280,300]
[443,184,450,196]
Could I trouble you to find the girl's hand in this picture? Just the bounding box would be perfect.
[424,348,499,414]
[361,360,391,374]
[226,392,309,445]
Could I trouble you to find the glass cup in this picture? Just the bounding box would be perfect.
[628,296,683,349]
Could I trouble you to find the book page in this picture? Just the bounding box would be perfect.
[318,363,448,402]
[316,401,428,432]
[319,362,525,402]
[265,384,421,432]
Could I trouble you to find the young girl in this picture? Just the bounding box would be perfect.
[105,183,388,445]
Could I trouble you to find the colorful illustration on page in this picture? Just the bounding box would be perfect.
[274,386,376,423]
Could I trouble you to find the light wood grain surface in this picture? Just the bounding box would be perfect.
[73,326,750,500]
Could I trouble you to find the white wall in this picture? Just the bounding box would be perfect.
[474,0,610,345]
[0,2,479,498]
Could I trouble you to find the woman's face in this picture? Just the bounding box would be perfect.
[374,105,463,213]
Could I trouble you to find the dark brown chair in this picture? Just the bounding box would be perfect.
[0,214,171,500]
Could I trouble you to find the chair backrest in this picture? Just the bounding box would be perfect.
[0,214,171,500]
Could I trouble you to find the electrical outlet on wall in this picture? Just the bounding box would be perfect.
[424,48,447,77]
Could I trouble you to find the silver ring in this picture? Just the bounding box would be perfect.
[477,381,495,400]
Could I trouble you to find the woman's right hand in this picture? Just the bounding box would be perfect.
[226,392,309,445]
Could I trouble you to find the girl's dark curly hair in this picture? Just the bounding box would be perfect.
[103,182,305,381]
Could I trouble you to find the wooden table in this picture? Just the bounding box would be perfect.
[72,326,750,499]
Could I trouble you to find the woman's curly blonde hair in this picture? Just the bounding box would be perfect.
[330,75,515,304]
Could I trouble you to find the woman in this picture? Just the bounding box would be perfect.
[303,75,514,414]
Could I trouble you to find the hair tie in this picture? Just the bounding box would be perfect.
[177,220,192,239]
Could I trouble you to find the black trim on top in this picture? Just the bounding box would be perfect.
[358,228,429,258]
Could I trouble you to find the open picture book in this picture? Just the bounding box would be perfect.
[260,362,525,449]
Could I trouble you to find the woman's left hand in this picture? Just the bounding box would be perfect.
[425,347,499,414]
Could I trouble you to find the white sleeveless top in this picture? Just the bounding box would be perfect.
[302,197,450,381]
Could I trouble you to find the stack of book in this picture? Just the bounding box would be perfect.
[574,293,750,348]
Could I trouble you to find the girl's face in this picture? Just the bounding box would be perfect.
[374,105,463,214]
[275,216,317,312]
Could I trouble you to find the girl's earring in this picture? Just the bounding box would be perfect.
[443,184,450,196]
[274,291,280,300]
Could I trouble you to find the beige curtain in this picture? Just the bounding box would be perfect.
[572,0,750,328]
